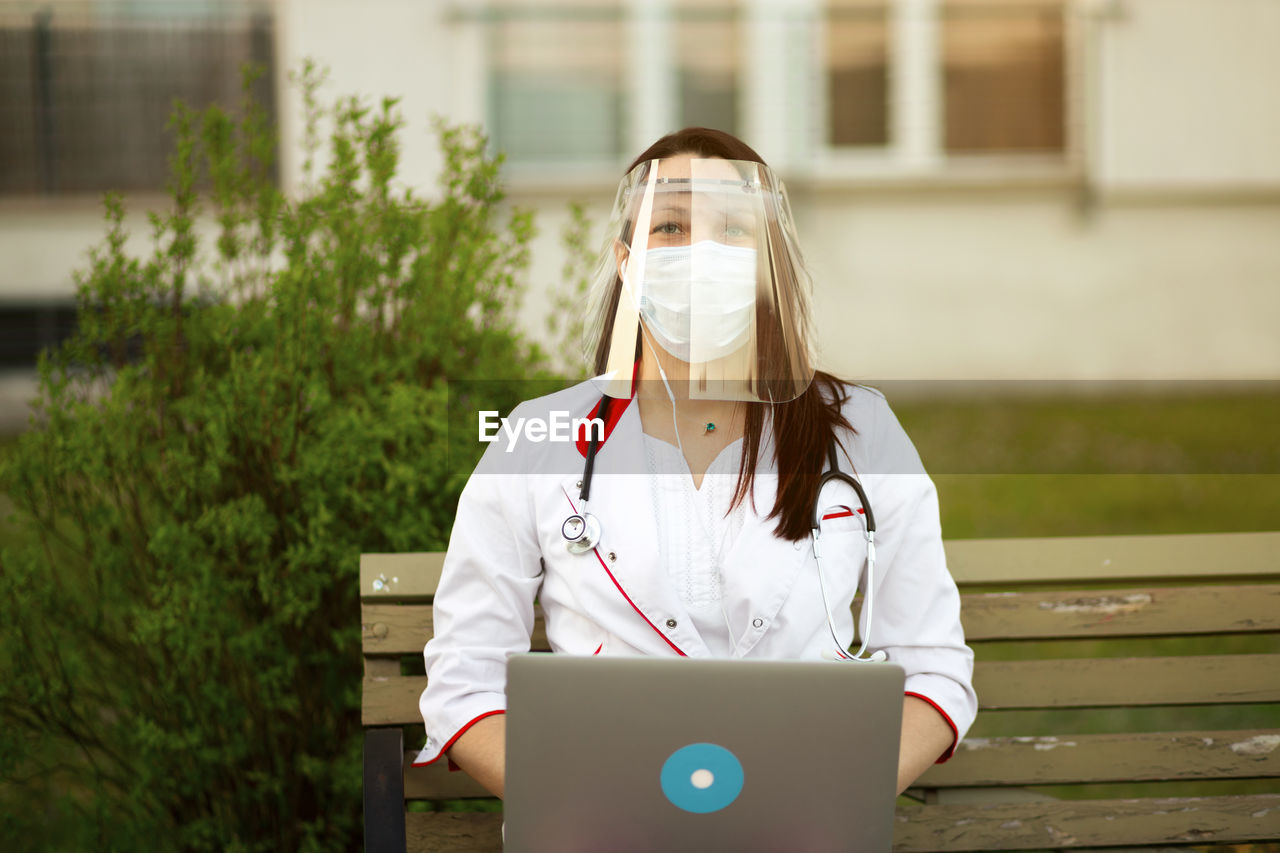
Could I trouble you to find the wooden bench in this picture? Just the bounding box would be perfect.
[361,531,1280,852]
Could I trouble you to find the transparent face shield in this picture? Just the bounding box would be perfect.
[582,158,816,403]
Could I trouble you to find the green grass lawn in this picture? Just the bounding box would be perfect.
[892,389,1280,538]
[4,389,1277,541]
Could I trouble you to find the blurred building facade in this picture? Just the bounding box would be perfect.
[1,0,1278,396]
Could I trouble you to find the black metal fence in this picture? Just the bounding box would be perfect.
[0,7,275,195]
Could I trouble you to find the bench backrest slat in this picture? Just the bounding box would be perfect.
[363,604,550,655]
[364,651,1280,726]
[361,552,444,600]
[944,532,1280,586]
[916,728,1280,787]
[363,676,428,727]
[891,793,1280,852]
[359,533,1280,602]
[975,653,1280,709]
[361,582,1280,657]
[402,755,492,799]
[396,727,1280,799]
[961,583,1280,639]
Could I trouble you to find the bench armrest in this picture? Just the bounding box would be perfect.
[365,727,408,853]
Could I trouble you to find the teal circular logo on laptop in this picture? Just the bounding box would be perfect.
[660,743,744,813]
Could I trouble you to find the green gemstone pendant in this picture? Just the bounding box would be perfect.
[704,422,716,434]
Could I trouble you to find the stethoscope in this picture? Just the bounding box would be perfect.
[562,395,886,663]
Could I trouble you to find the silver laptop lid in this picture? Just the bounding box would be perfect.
[505,655,905,853]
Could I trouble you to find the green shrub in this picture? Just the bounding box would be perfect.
[0,63,555,851]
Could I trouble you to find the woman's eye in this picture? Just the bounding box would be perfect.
[654,221,682,235]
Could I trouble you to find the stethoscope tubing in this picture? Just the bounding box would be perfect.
[561,396,613,555]
[810,439,880,662]
[813,439,876,534]
[567,395,881,662]
[579,395,613,503]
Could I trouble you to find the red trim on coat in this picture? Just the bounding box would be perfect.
[592,643,603,656]
[821,506,864,520]
[574,395,634,457]
[588,537,688,657]
[411,709,506,769]
[905,691,959,763]
[562,489,688,657]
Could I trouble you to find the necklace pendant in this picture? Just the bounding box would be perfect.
[704,422,716,435]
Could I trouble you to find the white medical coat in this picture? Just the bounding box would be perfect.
[414,380,976,766]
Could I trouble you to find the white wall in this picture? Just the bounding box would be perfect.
[509,184,1280,383]
[798,190,1280,380]
[1097,0,1280,190]
[0,199,242,299]
[0,205,106,300]
[275,0,484,196]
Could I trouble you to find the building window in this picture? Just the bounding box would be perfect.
[674,0,740,136]
[825,0,890,148]
[0,300,78,370]
[941,0,1066,154]
[0,3,275,196]
[487,2,626,165]
[821,0,1068,166]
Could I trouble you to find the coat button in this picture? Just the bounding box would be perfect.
[608,551,617,562]
[752,618,764,628]
[666,618,678,629]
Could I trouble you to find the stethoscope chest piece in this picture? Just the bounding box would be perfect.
[563,512,601,555]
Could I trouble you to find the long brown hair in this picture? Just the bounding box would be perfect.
[593,127,853,542]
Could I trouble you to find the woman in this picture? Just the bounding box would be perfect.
[415,128,976,798]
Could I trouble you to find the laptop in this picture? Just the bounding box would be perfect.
[504,655,905,853]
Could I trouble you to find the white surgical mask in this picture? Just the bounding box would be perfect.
[631,241,758,362]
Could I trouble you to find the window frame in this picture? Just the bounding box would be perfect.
[0,1,277,198]
[476,0,1085,187]
[812,0,1085,183]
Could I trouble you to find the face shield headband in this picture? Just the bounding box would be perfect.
[582,158,816,404]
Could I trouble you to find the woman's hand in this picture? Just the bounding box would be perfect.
[446,714,507,799]
[896,695,956,794]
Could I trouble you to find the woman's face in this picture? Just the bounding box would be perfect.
[614,154,768,378]
[596,149,813,400]
[616,154,760,272]
[644,154,759,252]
